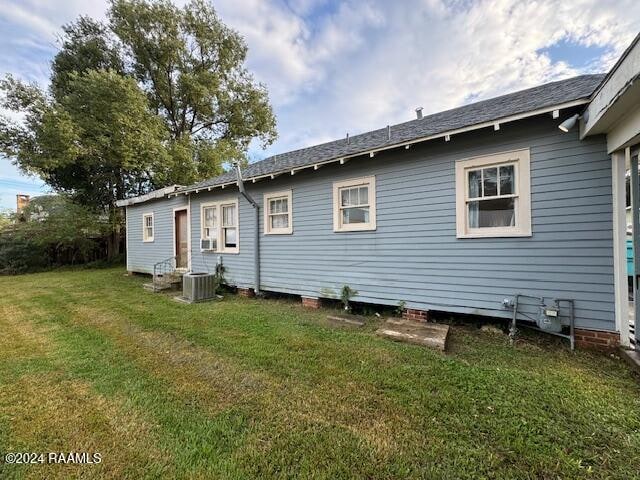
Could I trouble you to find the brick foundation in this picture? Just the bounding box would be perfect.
[403,308,429,322]
[301,296,321,309]
[237,287,255,298]
[574,328,620,351]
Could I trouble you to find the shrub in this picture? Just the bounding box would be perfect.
[340,285,358,312]
[0,195,114,274]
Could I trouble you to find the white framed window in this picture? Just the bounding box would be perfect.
[455,149,531,238]
[200,199,239,253]
[333,176,376,232]
[201,205,218,251]
[264,190,293,234]
[221,203,238,251]
[142,213,154,242]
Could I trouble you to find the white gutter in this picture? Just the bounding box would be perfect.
[115,185,182,207]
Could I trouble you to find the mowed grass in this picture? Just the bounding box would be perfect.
[0,268,639,479]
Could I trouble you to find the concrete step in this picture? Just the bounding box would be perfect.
[376,317,449,351]
[143,272,183,292]
[162,272,183,284]
[143,282,172,292]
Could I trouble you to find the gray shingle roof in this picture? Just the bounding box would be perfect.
[180,74,605,192]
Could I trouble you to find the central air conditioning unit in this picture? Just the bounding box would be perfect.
[182,272,217,302]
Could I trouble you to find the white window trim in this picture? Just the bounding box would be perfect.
[333,176,377,232]
[455,148,531,238]
[201,204,217,247]
[264,189,293,235]
[142,212,154,242]
[200,198,240,254]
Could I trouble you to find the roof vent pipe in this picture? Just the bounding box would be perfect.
[387,125,391,141]
[346,133,350,145]
[415,107,423,120]
[234,162,260,295]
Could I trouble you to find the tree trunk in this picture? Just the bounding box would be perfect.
[106,205,123,260]
[106,231,118,260]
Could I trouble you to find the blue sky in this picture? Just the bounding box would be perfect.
[1,0,639,210]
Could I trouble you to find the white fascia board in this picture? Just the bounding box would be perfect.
[177,99,589,195]
[582,34,640,138]
[115,185,182,207]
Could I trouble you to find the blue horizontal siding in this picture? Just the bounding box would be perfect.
[125,115,615,331]
[126,196,187,274]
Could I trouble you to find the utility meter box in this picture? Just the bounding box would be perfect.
[537,305,562,332]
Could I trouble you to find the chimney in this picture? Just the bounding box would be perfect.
[415,107,423,120]
[16,194,30,214]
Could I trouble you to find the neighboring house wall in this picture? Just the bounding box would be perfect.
[127,114,615,332]
[126,196,188,274]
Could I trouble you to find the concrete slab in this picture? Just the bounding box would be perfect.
[326,315,366,327]
[621,349,640,375]
[376,317,449,351]
[172,294,222,304]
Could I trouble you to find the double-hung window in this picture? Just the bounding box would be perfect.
[221,203,238,249]
[455,149,531,238]
[333,176,376,232]
[264,190,293,234]
[200,199,239,253]
[142,213,154,242]
[201,205,218,251]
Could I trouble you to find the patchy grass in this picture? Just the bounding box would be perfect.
[0,268,639,479]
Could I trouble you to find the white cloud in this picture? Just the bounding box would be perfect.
[1,0,639,189]
[257,0,640,153]
[212,0,314,104]
[0,0,107,38]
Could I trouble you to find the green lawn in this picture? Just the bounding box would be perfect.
[0,268,639,479]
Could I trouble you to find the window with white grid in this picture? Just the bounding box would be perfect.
[333,176,376,232]
[142,213,154,242]
[264,190,293,234]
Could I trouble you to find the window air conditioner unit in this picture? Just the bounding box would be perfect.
[201,238,217,251]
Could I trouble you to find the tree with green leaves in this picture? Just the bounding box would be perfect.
[109,0,276,182]
[51,16,124,100]
[0,0,277,258]
[0,70,168,256]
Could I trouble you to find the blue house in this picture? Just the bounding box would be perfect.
[117,34,640,351]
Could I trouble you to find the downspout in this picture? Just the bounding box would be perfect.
[234,163,260,295]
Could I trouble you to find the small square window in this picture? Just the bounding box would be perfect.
[264,190,293,234]
[333,176,376,232]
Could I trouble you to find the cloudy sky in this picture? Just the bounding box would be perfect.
[1,0,639,210]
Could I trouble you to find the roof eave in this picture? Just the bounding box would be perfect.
[115,185,182,207]
[171,98,589,197]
